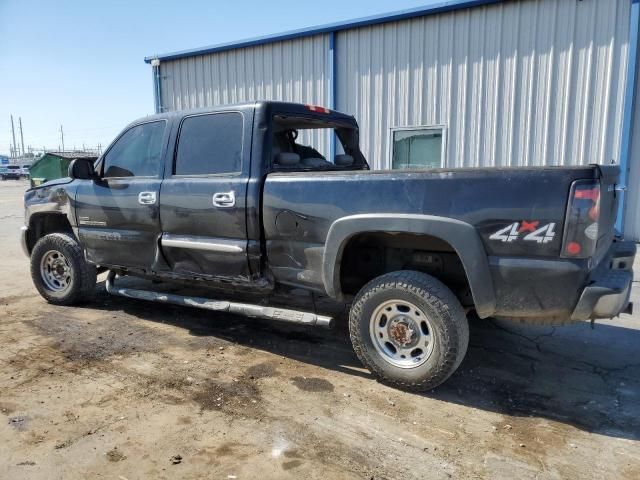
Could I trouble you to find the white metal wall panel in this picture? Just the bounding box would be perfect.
[154,0,637,238]
[625,32,640,241]
[159,34,330,154]
[336,0,631,171]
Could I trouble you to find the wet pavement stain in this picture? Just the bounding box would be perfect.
[290,376,334,392]
[106,447,126,462]
[246,361,279,379]
[282,459,303,470]
[192,379,261,416]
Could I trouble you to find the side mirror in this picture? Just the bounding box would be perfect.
[68,158,96,180]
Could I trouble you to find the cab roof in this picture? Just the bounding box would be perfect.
[127,101,357,128]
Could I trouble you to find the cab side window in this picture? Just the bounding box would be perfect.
[103,121,166,178]
[174,112,243,175]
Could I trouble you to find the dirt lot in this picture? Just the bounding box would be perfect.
[1,179,639,479]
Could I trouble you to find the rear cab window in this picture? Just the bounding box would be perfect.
[174,112,243,176]
[270,112,368,172]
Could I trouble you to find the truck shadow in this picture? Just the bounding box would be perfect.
[87,284,640,442]
[434,318,640,442]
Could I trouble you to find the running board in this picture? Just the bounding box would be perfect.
[105,272,334,329]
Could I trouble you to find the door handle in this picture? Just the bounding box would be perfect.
[138,191,157,205]
[213,191,236,208]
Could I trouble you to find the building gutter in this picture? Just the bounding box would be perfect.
[617,0,640,233]
[151,58,162,114]
[328,31,336,158]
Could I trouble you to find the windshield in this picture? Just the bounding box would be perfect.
[271,115,367,171]
[8,166,19,170]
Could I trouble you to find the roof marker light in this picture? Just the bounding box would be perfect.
[305,104,330,113]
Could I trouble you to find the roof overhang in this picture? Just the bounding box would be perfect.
[144,0,502,64]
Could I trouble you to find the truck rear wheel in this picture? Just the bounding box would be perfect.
[349,271,469,391]
[30,233,96,305]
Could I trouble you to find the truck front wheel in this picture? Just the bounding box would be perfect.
[30,233,96,305]
[349,271,469,391]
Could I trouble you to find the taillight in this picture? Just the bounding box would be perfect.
[561,180,600,258]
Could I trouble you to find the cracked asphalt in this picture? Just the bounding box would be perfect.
[1,180,639,479]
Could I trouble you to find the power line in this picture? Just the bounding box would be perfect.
[62,124,124,133]
[2,116,118,155]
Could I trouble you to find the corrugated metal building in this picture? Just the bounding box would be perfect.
[145,0,640,240]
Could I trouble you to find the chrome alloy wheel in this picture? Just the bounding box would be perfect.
[40,250,72,292]
[369,299,436,368]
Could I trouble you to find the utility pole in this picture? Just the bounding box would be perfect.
[10,115,17,159]
[60,125,65,152]
[19,117,25,157]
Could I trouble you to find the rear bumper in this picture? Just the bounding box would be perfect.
[571,240,636,321]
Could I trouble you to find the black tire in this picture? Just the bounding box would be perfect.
[30,233,96,305]
[349,270,469,391]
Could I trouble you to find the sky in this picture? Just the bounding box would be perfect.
[0,0,439,156]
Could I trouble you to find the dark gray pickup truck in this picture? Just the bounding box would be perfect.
[22,101,635,390]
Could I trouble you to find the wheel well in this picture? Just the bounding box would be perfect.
[339,232,473,307]
[27,214,74,254]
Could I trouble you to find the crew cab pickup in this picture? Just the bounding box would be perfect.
[22,101,635,390]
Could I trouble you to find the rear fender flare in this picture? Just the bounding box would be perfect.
[322,213,496,318]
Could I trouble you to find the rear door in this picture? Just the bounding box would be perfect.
[75,120,168,269]
[159,111,251,278]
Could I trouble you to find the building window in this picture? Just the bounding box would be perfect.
[390,126,446,170]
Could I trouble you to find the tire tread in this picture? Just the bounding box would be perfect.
[30,233,96,305]
[349,270,468,391]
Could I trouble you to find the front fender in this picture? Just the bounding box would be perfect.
[23,183,78,255]
[24,182,77,228]
[322,213,496,319]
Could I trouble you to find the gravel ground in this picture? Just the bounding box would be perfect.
[1,179,639,479]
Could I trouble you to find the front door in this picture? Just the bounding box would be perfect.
[75,120,169,270]
[159,111,250,278]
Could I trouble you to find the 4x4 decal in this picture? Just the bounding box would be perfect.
[490,221,556,244]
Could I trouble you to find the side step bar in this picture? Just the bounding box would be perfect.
[105,272,334,329]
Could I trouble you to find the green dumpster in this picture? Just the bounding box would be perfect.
[29,152,98,187]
